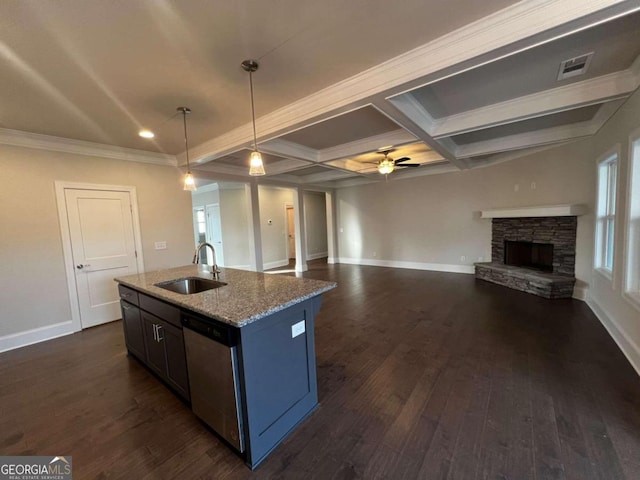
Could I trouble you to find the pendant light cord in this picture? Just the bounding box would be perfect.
[249,71,258,152]
[182,110,191,173]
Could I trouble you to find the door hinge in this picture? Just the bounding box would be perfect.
[135,250,138,258]
[130,204,133,213]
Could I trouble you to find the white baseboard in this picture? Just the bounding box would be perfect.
[327,257,336,264]
[264,259,290,270]
[306,251,328,261]
[337,257,475,274]
[0,321,74,354]
[572,286,588,301]
[587,295,640,377]
[225,264,252,270]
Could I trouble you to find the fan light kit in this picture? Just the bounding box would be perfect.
[376,150,420,175]
[242,59,265,176]
[177,107,197,191]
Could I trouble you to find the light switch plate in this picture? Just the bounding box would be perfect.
[291,320,305,338]
[154,241,167,250]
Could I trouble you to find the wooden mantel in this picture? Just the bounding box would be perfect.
[480,204,588,219]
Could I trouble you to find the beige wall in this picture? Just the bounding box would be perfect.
[304,192,328,259]
[336,139,596,288]
[587,88,640,374]
[0,145,194,337]
[258,186,294,268]
[219,187,251,268]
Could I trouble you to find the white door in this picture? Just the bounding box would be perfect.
[286,206,296,259]
[65,189,139,328]
[206,203,224,267]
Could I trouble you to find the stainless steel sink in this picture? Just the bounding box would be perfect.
[154,277,227,295]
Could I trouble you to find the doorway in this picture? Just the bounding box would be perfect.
[56,182,144,331]
[285,204,296,261]
[192,204,225,266]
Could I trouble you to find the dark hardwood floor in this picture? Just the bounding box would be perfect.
[2,261,640,479]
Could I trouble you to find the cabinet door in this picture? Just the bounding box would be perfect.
[121,301,145,360]
[160,320,190,401]
[141,312,166,378]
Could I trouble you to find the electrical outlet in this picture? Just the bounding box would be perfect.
[514,184,520,192]
[461,255,466,261]
[291,320,305,338]
[340,227,344,233]
[154,241,167,250]
[531,181,537,190]
[478,256,484,262]
[372,251,377,257]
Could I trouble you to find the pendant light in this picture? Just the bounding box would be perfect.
[177,106,197,191]
[242,59,265,176]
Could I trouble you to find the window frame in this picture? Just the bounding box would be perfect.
[594,146,620,281]
[623,128,640,311]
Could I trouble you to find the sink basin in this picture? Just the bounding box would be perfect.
[155,277,227,295]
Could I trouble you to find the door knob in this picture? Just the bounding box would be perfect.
[76,264,91,269]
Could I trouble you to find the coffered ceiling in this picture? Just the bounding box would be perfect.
[0,1,638,189]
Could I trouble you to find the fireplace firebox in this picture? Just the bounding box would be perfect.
[504,240,553,272]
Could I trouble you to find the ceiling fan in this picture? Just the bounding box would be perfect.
[375,150,421,174]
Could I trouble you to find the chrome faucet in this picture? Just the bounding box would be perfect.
[192,242,221,279]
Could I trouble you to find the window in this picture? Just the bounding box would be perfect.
[625,134,640,307]
[595,151,618,275]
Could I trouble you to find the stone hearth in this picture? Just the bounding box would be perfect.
[475,215,578,299]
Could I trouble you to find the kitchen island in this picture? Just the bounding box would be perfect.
[114,265,336,469]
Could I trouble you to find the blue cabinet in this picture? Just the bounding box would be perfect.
[238,296,321,469]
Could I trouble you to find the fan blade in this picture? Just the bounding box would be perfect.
[398,163,420,167]
[394,157,411,164]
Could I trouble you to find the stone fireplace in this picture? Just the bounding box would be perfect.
[475,204,586,299]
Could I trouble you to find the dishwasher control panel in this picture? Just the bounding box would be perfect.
[182,313,238,347]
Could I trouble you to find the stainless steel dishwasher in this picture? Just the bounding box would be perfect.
[182,313,245,452]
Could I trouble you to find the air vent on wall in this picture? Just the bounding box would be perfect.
[557,52,594,81]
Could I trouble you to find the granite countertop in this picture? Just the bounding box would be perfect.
[114,265,337,327]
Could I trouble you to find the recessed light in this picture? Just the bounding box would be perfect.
[139,129,155,139]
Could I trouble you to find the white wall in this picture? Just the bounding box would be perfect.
[0,144,194,342]
[336,139,596,287]
[304,192,328,260]
[586,88,640,375]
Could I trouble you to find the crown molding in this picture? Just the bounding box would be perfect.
[0,127,177,166]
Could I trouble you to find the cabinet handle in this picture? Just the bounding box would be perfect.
[121,292,131,298]
[122,304,130,311]
[152,324,158,342]
[156,325,164,342]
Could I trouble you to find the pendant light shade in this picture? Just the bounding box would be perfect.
[249,151,266,176]
[177,107,197,191]
[242,59,265,176]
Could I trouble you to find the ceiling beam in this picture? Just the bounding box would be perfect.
[373,98,467,169]
[430,66,639,139]
[186,0,636,165]
[317,129,416,163]
[259,139,319,163]
[454,121,596,158]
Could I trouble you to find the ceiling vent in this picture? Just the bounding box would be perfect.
[557,52,594,81]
